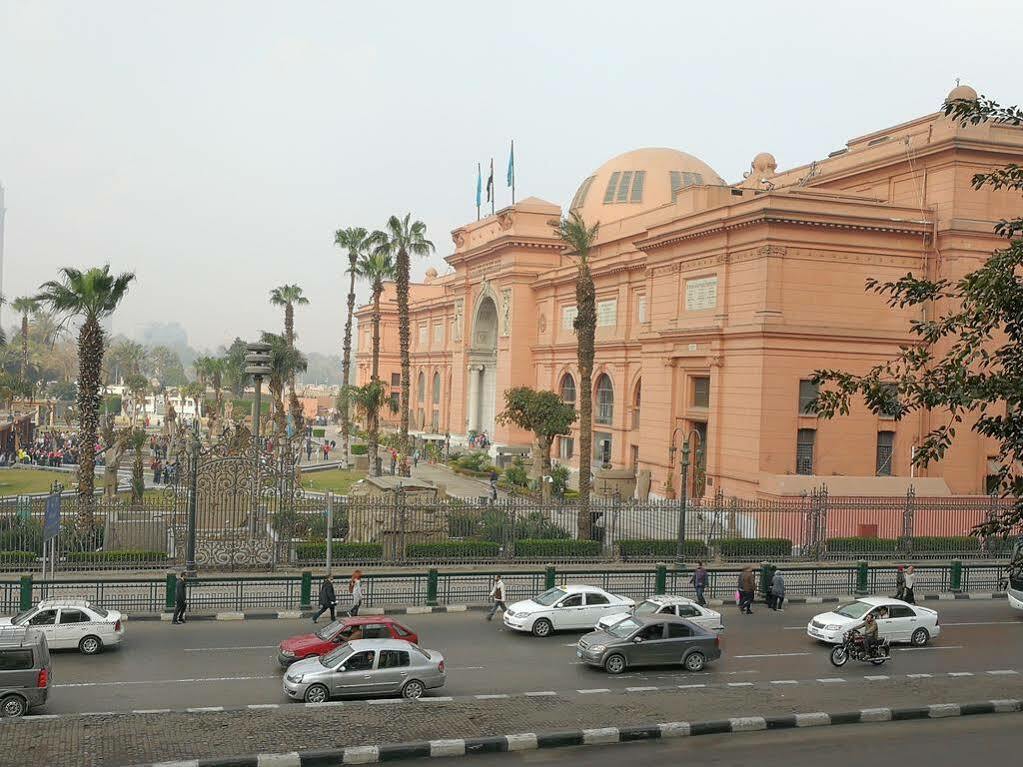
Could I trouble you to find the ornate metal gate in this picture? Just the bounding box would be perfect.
[168,426,301,569]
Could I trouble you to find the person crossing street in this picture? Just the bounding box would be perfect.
[487,575,507,621]
[312,575,336,624]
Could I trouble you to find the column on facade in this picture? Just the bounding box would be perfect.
[467,364,481,433]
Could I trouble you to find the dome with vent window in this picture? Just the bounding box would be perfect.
[569,147,726,225]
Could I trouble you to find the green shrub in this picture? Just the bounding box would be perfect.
[295,542,383,561]
[454,452,491,472]
[407,540,501,559]
[64,550,166,563]
[550,464,570,499]
[351,444,368,456]
[715,538,792,557]
[503,460,529,488]
[0,551,37,564]
[515,539,601,558]
[618,539,708,560]
[910,536,980,553]
[312,428,326,438]
[563,489,580,500]
[0,521,43,555]
[826,537,899,554]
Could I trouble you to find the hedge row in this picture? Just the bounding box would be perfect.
[351,444,368,456]
[716,538,793,557]
[407,541,501,559]
[617,540,708,559]
[826,536,1012,554]
[514,539,602,558]
[64,550,167,563]
[295,542,384,561]
[0,551,36,563]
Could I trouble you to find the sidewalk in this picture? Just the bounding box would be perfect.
[4,675,1020,767]
[409,461,509,501]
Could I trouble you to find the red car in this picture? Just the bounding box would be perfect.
[277,616,419,667]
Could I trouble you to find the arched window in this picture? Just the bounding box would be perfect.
[417,371,425,403]
[560,374,576,406]
[595,374,614,425]
[432,372,441,405]
[632,379,641,429]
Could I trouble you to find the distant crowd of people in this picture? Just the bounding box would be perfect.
[1,432,80,468]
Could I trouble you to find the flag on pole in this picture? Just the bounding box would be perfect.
[475,163,482,209]
[485,158,494,204]
[506,140,515,187]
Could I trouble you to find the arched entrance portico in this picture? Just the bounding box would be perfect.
[467,295,498,439]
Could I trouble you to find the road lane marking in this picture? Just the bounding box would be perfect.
[727,682,754,687]
[447,666,486,671]
[942,621,1023,626]
[677,684,706,689]
[907,674,932,678]
[864,676,889,681]
[524,691,556,697]
[626,686,659,692]
[734,652,811,659]
[577,688,610,694]
[55,675,277,688]
[987,670,1020,675]
[770,680,799,685]
[948,672,974,676]
[474,694,510,699]
[817,678,845,683]
[898,645,963,651]
[184,646,277,652]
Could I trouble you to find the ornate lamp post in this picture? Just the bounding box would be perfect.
[668,426,704,568]
[244,342,272,444]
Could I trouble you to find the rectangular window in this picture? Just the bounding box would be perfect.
[796,429,816,475]
[562,305,578,331]
[615,171,634,202]
[692,377,710,408]
[391,373,400,387]
[418,325,428,346]
[637,295,647,324]
[799,379,819,415]
[603,171,621,203]
[433,323,443,344]
[597,299,617,327]
[593,432,612,467]
[0,650,33,671]
[630,170,646,202]
[876,431,895,476]
[559,436,574,460]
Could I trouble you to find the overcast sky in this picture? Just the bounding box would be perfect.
[1,0,1019,355]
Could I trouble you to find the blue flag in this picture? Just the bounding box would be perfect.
[507,140,515,187]
[475,163,482,208]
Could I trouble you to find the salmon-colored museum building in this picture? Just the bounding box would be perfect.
[355,85,1022,500]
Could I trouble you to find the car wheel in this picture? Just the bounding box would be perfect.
[0,695,27,718]
[79,635,103,655]
[401,679,426,699]
[531,618,553,637]
[604,654,627,675]
[303,684,330,703]
[684,652,705,672]
[910,628,930,646]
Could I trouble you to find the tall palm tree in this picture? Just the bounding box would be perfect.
[334,227,382,468]
[10,296,38,385]
[193,356,225,420]
[261,331,308,439]
[270,284,310,435]
[125,427,148,503]
[376,215,434,469]
[35,265,135,516]
[353,249,395,476]
[551,212,600,539]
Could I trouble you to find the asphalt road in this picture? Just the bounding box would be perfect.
[41,600,1023,714]
[428,715,1023,767]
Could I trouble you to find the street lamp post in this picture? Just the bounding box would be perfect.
[185,420,200,577]
[668,426,704,568]
[244,342,272,537]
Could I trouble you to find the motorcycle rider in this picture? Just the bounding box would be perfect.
[859,612,880,657]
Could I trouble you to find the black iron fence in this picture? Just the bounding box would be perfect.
[0,488,1018,570]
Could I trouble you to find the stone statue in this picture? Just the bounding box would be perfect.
[103,422,126,499]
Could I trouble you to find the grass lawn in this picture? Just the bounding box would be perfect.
[0,468,73,497]
[300,468,364,495]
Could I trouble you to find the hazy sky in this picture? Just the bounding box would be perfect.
[1,0,1019,355]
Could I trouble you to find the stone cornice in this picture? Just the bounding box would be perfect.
[445,235,564,267]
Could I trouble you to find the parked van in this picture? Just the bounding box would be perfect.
[0,626,51,717]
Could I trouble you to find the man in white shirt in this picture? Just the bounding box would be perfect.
[487,575,507,622]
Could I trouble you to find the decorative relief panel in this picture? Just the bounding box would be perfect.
[453,299,464,341]
[685,276,718,311]
[500,288,512,336]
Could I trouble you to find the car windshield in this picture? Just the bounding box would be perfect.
[315,620,345,640]
[533,588,567,607]
[606,618,642,638]
[11,609,33,624]
[633,600,659,616]
[834,601,873,619]
[320,645,353,667]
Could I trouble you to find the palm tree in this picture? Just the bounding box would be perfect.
[261,331,308,439]
[35,265,135,516]
[125,427,148,503]
[551,212,600,539]
[123,372,150,425]
[10,296,39,385]
[353,249,395,476]
[180,381,205,425]
[269,284,309,416]
[193,356,225,420]
[376,215,434,469]
[334,227,381,468]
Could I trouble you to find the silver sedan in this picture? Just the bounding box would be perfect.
[282,638,446,702]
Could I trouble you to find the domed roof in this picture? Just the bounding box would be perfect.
[569,147,726,225]
[947,84,978,102]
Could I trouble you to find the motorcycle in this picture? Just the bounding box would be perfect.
[829,628,891,667]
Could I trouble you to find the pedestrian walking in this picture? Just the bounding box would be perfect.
[739,566,756,614]
[770,569,786,611]
[348,570,364,616]
[306,439,313,462]
[895,565,906,600]
[172,572,188,624]
[413,449,420,469]
[312,574,336,624]
[691,561,708,606]
[489,469,498,503]
[903,565,916,604]
[487,575,507,621]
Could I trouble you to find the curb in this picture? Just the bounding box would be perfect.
[128,698,1023,766]
[122,592,1007,621]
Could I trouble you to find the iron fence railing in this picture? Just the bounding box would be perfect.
[0,489,1019,570]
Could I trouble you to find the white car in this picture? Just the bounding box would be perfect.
[503,585,635,637]
[807,596,940,646]
[595,595,724,633]
[0,599,124,655]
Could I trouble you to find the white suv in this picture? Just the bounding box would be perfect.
[0,599,124,655]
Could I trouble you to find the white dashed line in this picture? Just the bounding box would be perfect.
[678,684,707,689]
[817,678,845,684]
[907,674,932,679]
[727,682,754,687]
[770,680,799,685]
[577,688,610,694]
[524,691,557,697]
[948,672,974,677]
[626,686,659,692]
[474,694,510,699]
[734,652,811,659]
[864,676,890,681]
[987,670,1020,675]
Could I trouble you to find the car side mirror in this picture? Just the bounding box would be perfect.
[633,636,644,643]
[337,665,346,672]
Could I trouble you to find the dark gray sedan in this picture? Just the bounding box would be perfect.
[577,615,721,674]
